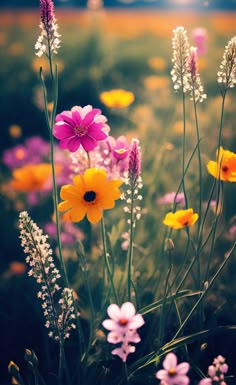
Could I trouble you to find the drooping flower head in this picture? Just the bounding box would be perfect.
[53,105,110,153]
[35,0,61,57]
[163,208,199,230]
[156,352,190,385]
[58,168,123,224]
[217,35,236,91]
[171,26,191,93]
[102,302,145,362]
[207,147,236,182]
[100,89,135,108]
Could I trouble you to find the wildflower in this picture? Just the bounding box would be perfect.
[187,46,207,103]
[102,302,144,362]
[35,0,61,57]
[121,139,143,226]
[19,211,76,341]
[157,192,185,206]
[109,135,130,161]
[156,352,190,385]
[207,147,236,182]
[192,27,208,56]
[171,26,191,93]
[10,163,60,192]
[53,105,109,152]
[198,355,228,385]
[217,35,236,90]
[163,208,199,229]
[100,89,135,108]
[58,168,123,224]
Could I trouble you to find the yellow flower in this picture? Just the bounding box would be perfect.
[10,163,60,192]
[163,208,199,230]
[99,89,135,108]
[148,56,167,71]
[207,147,236,182]
[58,168,123,224]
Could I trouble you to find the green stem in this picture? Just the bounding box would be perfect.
[101,217,118,303]
[127,187,135,302]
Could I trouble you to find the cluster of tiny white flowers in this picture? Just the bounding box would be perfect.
[171,26,191,93]
[19,211,76,341]
[121,172,143,228]
[188,46,207,103]
[35,17,61,57]
[217,35,236,90]
[53,288,76,340]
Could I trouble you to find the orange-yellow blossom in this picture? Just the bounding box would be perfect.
[100,89,135,108]
[163,208,199,230]
[58,168,123,224]
[207,146,236,182]
[10,163,61,192]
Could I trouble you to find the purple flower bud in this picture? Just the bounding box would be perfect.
[128,139,141,185]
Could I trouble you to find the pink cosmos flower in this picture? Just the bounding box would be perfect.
[156,352,190,385]
[53,105,110,153]
[102,302,144,334]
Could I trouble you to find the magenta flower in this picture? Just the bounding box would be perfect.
[108,135,130,160]
[192,27,207,56]
[53,105,110,153]
[156,352,190,385]
[102,302,144,334]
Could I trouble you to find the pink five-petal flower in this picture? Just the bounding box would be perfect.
[156,352,190,385]
[53,105,110,153]
[102,302,144,335]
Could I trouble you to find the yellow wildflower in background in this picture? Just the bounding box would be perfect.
[10,163,60,192]
[100,89,134,108]
[148,56,167,71]
[58,168,123,224]
[207,147,236,182]
[163,208,199,230]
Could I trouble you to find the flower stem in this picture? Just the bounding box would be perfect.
[101,217,118,303]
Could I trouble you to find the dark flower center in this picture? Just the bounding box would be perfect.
[168,368,176,377]
[222,165,228,172]
[84,191,96,202]
[74,125,88,137]
[119,318,128,326]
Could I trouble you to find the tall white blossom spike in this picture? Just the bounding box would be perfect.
[217,35,236,91]
[19,211,76,341]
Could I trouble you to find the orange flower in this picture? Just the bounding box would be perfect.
[163,208,199,230]
[207,147,236,182]
[100,89,134,108]
[58,168,123,224]
[10,163,60,192]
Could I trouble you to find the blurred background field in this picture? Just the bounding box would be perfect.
[0,5,236,385]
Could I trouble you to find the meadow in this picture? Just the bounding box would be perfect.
[0,5,236,385]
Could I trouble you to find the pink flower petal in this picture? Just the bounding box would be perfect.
[102,319,118,331]
[60,136,81,152]
[82,108,101,126]
[88,124,108,140]
[129,314,145,329]
[53,123,74,139]
[72,110,82,126]
[107,331,123,344]
[163,352,177,370]
[175,374,190,385]
[81,135,97,151]
[156,369,168,380]
[177,362,190,374]
[107,304,121,321]
[120,302,136,320]
[56,112,74,126]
